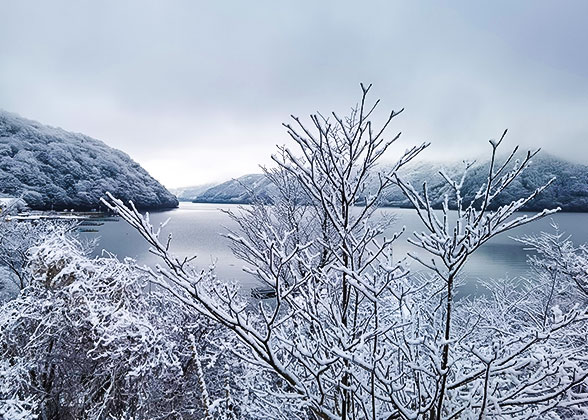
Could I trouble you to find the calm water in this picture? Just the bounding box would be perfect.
[83,202,588,295]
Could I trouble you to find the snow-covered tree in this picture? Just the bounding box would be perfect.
[388,132,587,418]
[103,84,426,418]
[104,86,588,419]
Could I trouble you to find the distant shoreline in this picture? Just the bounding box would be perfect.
[20,203,179,213]
[184,199,587,213]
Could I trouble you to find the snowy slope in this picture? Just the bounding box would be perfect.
[194,174,276,204]
[170,183,216,201]
[191,154,588,212]
[382,154,588,211]
[0,111,178,210]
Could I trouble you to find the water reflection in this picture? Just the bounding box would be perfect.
[83,203,588,294]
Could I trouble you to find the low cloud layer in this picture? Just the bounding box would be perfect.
[1,0,587,187]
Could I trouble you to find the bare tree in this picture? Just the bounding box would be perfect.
[104,84,426,419]
[103,86,588,419]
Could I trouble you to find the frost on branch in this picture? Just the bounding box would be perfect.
[104,87,587,419]
[105,85,429,419]
[388,133,587,419]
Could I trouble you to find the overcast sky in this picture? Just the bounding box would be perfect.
[1,1,587,188]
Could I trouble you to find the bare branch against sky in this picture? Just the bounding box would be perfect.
[1,0,587,188]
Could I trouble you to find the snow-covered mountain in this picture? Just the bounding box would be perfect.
[187,153,588,212]
[170,183,216,201]
[193,174,276,204]
[0,111,178,210]
[380,153,588,212]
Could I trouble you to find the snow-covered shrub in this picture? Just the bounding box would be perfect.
[0,200,71,301]
[0,225,235,420]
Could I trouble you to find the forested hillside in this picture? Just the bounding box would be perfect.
[0,111,178,210]
[188,153,588,211]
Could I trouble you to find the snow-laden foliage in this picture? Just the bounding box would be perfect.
[0,225,240,420]
[105,85,588,419]
[0,110,178,210]
[516,226,588,298]
[0,199,71,302]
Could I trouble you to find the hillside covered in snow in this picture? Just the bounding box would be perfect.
[0,111,178,210]
[185,153,588,212]
[170,183,216,202]
[192,174,276,204]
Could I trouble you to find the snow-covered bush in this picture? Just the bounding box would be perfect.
[0,200,70,301]
[0,225,237,420]
[104,86,588,419]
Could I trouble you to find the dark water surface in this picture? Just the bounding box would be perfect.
[83,203,588,294]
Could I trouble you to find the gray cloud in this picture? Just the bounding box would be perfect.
[1,0,587,187]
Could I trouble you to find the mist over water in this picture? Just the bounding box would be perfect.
[84,202,588,295]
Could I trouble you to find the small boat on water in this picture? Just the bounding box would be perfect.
[251,287,276,300]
